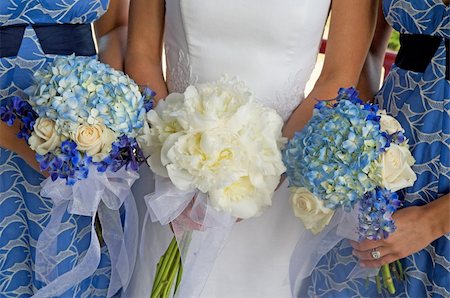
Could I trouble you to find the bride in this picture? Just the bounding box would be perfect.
[125,0,377,297]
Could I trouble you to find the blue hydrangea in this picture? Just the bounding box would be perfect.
[283,88,389,210]
[28,55,148,138]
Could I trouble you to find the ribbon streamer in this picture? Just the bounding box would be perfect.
[289,205,377,296]
[143,175,235,297]
[33,167,139,298]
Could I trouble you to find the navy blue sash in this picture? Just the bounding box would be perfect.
[395,34,449,80]
[0,24,96,58]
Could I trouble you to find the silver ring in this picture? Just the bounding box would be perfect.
[371,248,381,260]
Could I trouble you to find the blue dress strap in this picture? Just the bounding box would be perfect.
[383,0,449,38]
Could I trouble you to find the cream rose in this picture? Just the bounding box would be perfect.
[378,111,403,134]
[380,143,416,192]
[290,187,334,234]
[73,123,116,162]
[28,118,61,155]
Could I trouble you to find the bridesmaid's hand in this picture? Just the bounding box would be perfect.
[351,194,450,268]
[0,121,46,175]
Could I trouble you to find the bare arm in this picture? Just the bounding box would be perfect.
[356,0,392,101]
[95,0,130,70]
[125,0,167,101]
[283,0,378,139]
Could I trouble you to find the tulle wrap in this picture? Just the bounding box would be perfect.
[33,167,139,298]
[144,175,236,297]
[289,205,377,295]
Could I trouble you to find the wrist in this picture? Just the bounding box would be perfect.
[422,195,450,239]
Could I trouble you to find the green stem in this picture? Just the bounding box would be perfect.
[151,237,178,297]
[174,260,183,294]
[381,264,396,294]
[375,273,382,294]
[396,260,404,280]
[163,249,181,298]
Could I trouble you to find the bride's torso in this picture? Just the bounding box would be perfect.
[164,0,330,121]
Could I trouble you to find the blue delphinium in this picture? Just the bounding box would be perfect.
[37,140,92,186]
[0,96,38,140]
[358,187,402,240]
[95,135,146,173]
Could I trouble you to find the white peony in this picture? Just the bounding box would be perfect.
[209,175,279,219]
[28,118,62,155]
[146,93,186,176]
[182,77,253,130]
[164,128,247,192]
[147,76,285,218]
[73,123,117,162]
[290,187,335,234]
[380,143,417,192]
[378,110,403,134]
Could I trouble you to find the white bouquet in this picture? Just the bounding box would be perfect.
[144,76,285,297]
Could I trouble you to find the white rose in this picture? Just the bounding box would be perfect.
[378,110,403,134]
[28,118,61,155]
[208,175,278,219]
[380,143,417,192]
[73,123,116,162]
[290,187,334,234]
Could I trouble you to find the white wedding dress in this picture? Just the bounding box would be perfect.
[127,1,331,297]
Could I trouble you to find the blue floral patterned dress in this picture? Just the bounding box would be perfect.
[0,1,113,297]
[303,0,450,297]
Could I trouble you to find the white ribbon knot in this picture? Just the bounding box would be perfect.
[33,166,139,298]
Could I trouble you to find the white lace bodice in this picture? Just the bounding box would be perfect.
[164,0,331,121]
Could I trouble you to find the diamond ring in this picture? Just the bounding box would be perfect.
[371,248,381,260]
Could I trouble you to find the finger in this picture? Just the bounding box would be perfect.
[359,253,399,268]
[350,239,384,251]
[352,246,392,261]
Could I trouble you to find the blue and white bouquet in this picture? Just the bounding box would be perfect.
[284,88,416,294]
[0,55,154,297]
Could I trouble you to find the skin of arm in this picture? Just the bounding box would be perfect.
[356,0,392,101]
[125,0,167,101]
[283,0,379,139]
[94,0,130,70]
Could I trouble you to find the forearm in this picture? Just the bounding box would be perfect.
[283,0,378,139]
[97,26,128,70]
[283,77,351,139]
[125,0,167,101]
[357,0,392,101]
[423,193,450,239]
[125,54,168,100]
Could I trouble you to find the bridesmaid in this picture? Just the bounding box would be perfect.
[304,0,450,297]
[0,1,113,296]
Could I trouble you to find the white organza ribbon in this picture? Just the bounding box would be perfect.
[143,175,235,297]
[289,204,377,296]
[33,166,139,298]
